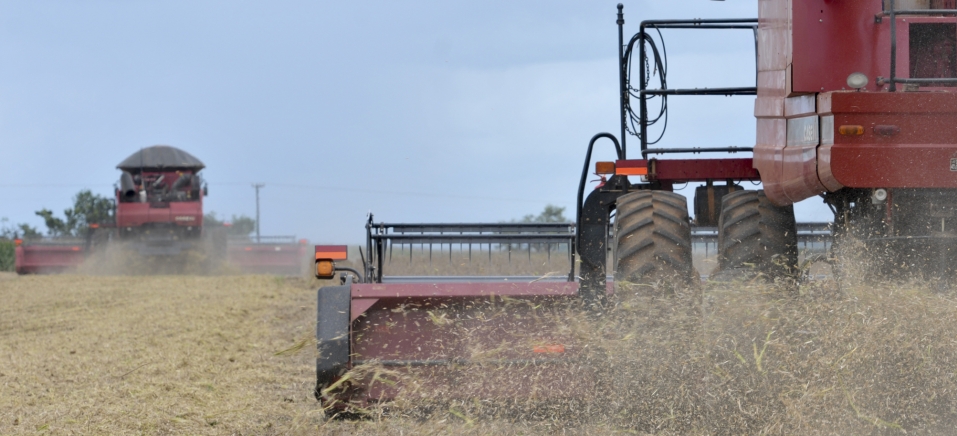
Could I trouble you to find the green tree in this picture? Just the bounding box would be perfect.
[512,205,570,252]
[229,215,256,237]
[0,218,41,240]
[1,218,41,272]
[35,190,114,238]
[204,212,256,237]
[519,204,569,223]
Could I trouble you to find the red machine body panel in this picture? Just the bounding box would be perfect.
[325,281,608,407]
[227,240,309,275]
[616,158,759,183]
[115,170,203,229]
[754,0,957,205]
[14,242,86,274]
[819,91,957,188]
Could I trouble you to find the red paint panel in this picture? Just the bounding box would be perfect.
[758,0,790,72]
[314,244,348,260]
[615,159,758,183]
[147,205,171,224]
[169,202,202,227]
[817,144,844,192]
[14,245,87,274]
[821,91,957,188]
[792,0,888,93]
[115,203,150,227]
[755,117,790,204]
[352,282,580,299]
[829,91,957,115]
[227,243,307,275]
[831,144,957,187]
[781,144,827,203]
[346,295,594,404]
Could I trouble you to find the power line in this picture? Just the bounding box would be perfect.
[212,182,558,204]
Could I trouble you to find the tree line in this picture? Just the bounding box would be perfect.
[1,189,257,240]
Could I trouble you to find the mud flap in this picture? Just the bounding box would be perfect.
[315,278,352,399]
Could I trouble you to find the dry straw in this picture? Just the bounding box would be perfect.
[4,252,957,434]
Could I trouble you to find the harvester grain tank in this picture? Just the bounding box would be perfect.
[312,1,957,408]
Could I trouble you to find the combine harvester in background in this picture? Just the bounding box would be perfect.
[311,0,957,409]
[15,145,307,275]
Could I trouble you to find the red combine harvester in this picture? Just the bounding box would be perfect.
[15,145,308,275]
[313,1,957,409]
[114,145,211,256]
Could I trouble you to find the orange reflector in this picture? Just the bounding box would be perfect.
[615,166,648,176]
[315,260,335,279]
[838,125,864,136]
[71,246,81,251]
[533,344,565,354]
[14,239,22,247]
[89,223,99,229]
[315,245,348,260]
[595,161,616,175]
[244,247,252,251]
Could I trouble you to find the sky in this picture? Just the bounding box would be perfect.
[0,0,832,243]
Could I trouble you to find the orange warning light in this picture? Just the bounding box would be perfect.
[533,344,565,354]
[595,161,616,175]
[315,260,335,279]
[838,125,865,136]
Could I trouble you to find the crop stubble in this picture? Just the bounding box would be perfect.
[4,258,957,434]
[0,275,320,435]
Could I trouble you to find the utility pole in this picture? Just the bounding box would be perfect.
[252,183,264,243]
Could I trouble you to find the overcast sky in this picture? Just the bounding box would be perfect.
[0,1,832,243]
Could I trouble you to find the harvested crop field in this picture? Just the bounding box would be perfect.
[0,274,322,435]
[5,271,957,434]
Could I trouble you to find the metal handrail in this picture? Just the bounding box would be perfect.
[887,1,957,91]
[619,8,758,159]
[365,217,577,283]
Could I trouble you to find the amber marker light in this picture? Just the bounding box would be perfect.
[595,161,616,175]
[838,125,865,136]
[315,260,335,279]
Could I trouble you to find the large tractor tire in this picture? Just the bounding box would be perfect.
[715,190,798,281]
[614,190,697,288]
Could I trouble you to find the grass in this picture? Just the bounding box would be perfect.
[6,256,957,434]
[0,240,13,272]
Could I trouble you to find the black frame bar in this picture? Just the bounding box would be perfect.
[886,0,957,91]
[365,215,577,283]
[618,9,758,158]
